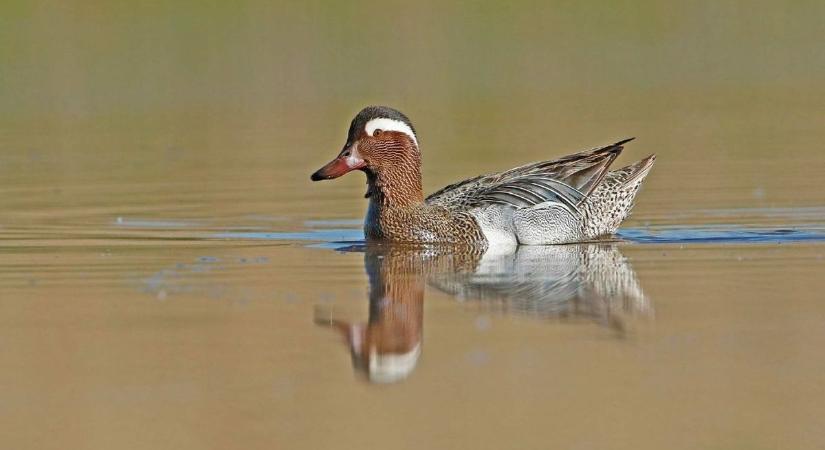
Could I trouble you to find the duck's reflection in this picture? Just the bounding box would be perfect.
[316,243,651,383]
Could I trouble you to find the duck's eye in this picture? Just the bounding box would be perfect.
[373,129,383,136]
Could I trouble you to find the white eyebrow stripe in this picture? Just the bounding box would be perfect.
[365,118,418,147]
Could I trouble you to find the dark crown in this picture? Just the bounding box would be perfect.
[346,106,416,144]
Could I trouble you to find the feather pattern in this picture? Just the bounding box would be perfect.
[426,138,632,212]
[475,175,584,213]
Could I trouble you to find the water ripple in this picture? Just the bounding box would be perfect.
[619,226,825,244]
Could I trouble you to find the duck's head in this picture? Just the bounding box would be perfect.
[310,106,419,183]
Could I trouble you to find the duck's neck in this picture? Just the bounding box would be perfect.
[367,156,424,209]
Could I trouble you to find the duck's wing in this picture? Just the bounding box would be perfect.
[426,138,633,211]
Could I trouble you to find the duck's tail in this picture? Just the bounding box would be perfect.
[581,154,656,238]
[612,154,656,188]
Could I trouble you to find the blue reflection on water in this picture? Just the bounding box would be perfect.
[210,225,825,246]
[618,226,825,244]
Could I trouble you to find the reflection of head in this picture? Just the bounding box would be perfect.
[341,323,423,384]
[316,244,481,384]
[367,343,422,384]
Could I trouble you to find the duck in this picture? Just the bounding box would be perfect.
[310,106,655,247]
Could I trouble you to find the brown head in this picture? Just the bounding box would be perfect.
[310,106,424,206]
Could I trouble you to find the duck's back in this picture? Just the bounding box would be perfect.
[425,139,655,245]
[426,139,630,211]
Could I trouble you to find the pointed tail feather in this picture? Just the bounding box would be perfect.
[613,154,656,187]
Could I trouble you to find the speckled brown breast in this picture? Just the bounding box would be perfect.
[364,201,487,245]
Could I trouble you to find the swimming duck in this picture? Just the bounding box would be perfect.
[311,106,655,247]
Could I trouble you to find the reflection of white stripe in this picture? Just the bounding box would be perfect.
[368,342,422,384]
[349,324,364,355]
[365,118,418,147]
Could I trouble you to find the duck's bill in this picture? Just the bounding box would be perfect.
[310,155,365,181]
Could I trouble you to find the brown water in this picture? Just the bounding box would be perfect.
[3,3,825,449]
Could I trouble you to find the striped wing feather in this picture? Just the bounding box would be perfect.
[426,138,632,211]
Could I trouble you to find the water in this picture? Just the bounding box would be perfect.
[3,2,825,449]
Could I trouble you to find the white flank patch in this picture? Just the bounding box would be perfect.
[365,118,418,147]
[469,206,518,251]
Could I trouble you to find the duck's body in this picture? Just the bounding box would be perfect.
[311,106,655,247]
